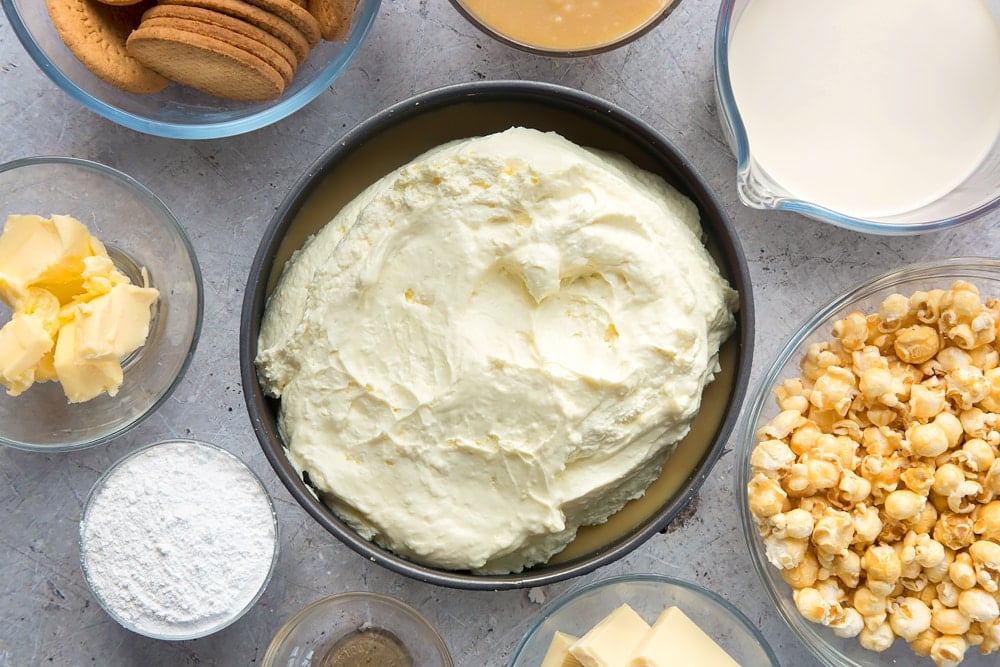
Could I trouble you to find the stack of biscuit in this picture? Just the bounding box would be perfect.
[46,0,357,100]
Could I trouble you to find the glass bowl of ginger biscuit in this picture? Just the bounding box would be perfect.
[739,257,1000,667]
[2,0,381,139]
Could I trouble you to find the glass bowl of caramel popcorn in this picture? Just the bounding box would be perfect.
[738,258,1000,667]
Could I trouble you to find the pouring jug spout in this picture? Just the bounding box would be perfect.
[736,158,785,211]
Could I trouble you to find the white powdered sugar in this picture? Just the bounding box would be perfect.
[80,440,277,639]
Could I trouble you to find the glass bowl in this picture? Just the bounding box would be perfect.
[713,0,1000,235]
[0,156,202,452]
[1,0,381,139]
[263,592,453,667]
[240,80,754,590]
[509,573,779,666]
[737,258,1000,666]
[449,0,681,56]
[79,439,280,641]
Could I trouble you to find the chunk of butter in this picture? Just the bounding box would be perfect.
[628,606,740,667]
[53,319,124,403]
[570,604,651,667]
[0,214,92,304]
[0,214,158,402]
[0,311,54,395]
[541,631,584,667]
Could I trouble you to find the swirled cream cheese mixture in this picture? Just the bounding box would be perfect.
[256,128,737,573]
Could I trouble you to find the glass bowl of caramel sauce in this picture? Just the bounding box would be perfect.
[449,0,682,56]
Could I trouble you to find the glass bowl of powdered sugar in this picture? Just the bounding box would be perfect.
[79,439,278,640]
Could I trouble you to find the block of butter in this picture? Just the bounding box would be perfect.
[541,631,584,667]
[0,214,158,402]
[569,604,651,667]
[540,602,740,667]
[629,606,740,667]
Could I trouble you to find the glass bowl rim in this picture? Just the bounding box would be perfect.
[0,0,383,139]
[0,155,204,452]
[78,438,281,641]
[507,572,781,666]
[712,0,1000,235]
[239,78,755,591]
[735,256,1000,666]
[446,0,683,57]
[263,590,454,666]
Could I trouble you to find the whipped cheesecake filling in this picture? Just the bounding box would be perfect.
[257,128,737,573]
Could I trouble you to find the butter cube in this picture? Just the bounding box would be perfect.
[54,320,123,403]
[570,604,650,667]
[73,283,158,361]
[0,313,55,396]
[628,606,740,667]
[0,214,92,304]
[541,631,584,667]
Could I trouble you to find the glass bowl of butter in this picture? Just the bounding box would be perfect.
[510,573,779,666]
[0,156,202,451]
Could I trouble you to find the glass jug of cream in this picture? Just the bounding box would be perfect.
[714,0,1000,234]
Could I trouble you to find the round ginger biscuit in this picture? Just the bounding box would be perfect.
[139,16,295,84]
[238,0,321,46]
[140,4,299,73]
[158,0,312,63]
[126,24,285,100]
[307,0,357,42]
[45,0,168,94]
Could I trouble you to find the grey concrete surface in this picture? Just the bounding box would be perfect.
[1,2,997,666]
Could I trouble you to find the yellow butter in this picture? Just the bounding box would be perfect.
[0,312,55,396]
[541,631,584,667]
[628,606,740,667]
[73,283,158,361]
[53,320,124,403]
[0,214,93,304]
[0,214,158,402]
[570,604,651,667]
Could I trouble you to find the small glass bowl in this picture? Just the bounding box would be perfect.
[509,573,779,666]
[1,0,381,139]
[737,258,1000,666]
[263,592,453,667]
[79,439,280,641]
[0,157,202,452]
[448,0,681,57]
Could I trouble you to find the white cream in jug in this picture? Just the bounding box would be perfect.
[256,128,737,574]
[728,0,1000,219]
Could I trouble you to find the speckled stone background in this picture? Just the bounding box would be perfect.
[1,2,998,666]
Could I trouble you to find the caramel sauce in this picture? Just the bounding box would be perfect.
[457,0,673,51]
